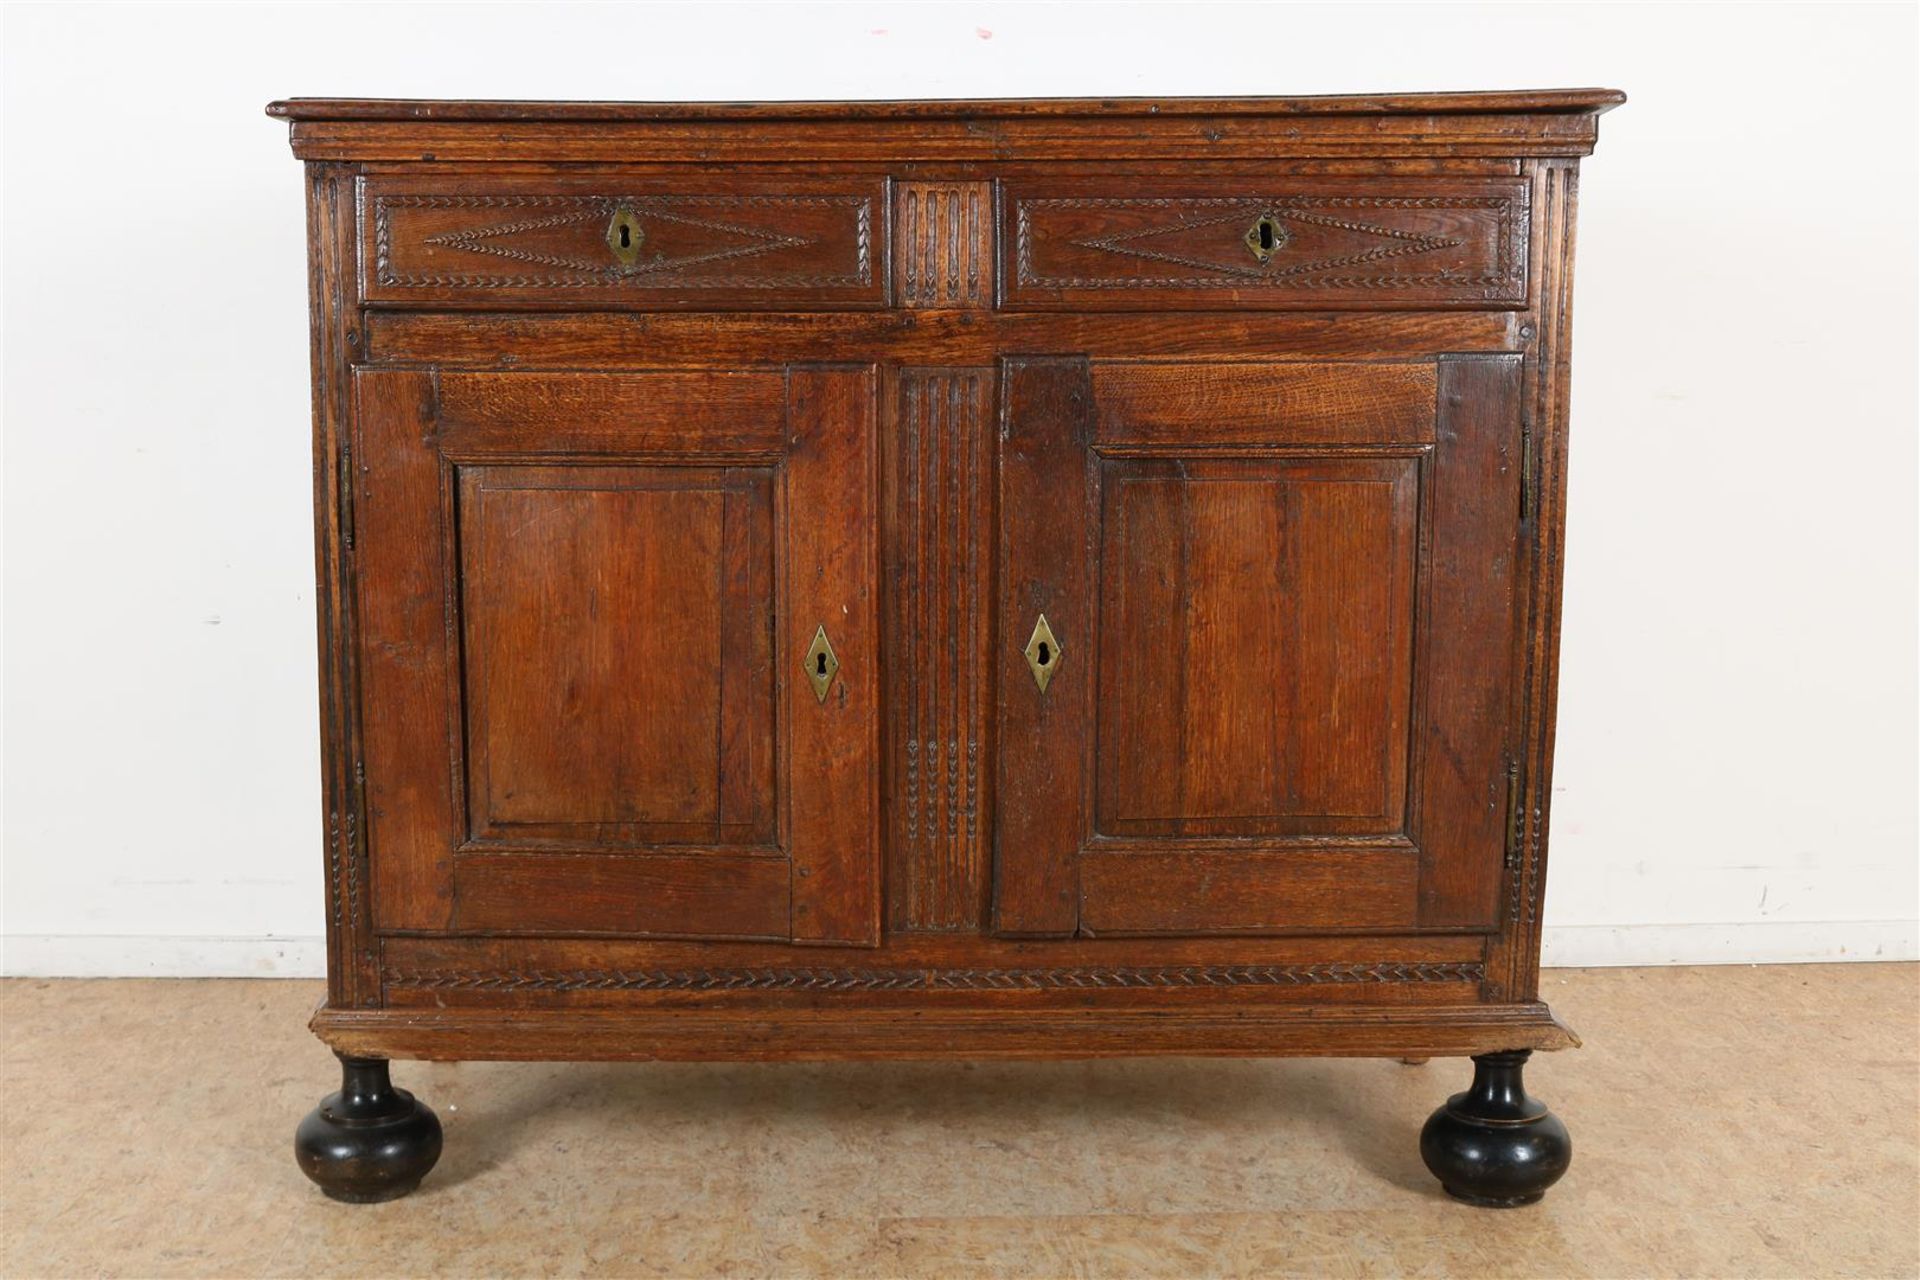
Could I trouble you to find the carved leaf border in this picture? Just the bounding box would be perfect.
[386,962,1486,994]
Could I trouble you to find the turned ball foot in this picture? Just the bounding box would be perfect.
[295,1055,442,1202]
[1420,1049,1571,1207]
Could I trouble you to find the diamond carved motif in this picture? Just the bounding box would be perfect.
[369,191,877,293]
[1008,188,1525,303]
[1074,203,1463,281]
[422,200,810,278]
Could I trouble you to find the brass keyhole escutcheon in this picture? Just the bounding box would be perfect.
[606,205,646,269]
[1023,614,1063,694]
[1244,212,1289,265]
[803,625,840,704]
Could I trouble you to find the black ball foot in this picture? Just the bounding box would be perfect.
[295,1055,442,1202]
[1420,1049,1571,1207]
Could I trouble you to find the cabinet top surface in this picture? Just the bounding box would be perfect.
[266,89,1624,123]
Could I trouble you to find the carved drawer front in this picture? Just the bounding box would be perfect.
[361,175,885,308]
[1002,177,1529,310]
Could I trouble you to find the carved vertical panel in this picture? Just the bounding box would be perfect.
[894,182,994,308]
[886,368,994,931]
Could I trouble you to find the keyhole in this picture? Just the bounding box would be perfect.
[1258,221,1274,251]
[618,224,632,249]
[816,653,829,676]
[1036,642,1051,666]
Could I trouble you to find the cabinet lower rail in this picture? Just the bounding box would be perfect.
[311,1001,1578,1062]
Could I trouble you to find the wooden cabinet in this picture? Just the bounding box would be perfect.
[274,90,1620,1207]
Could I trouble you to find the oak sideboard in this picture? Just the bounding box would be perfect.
[270,90,1621,1205]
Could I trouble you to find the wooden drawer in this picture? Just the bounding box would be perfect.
[1001,176,1529,310]
[361,175,886,308]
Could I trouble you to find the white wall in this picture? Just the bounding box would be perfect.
[3,2,1914,976]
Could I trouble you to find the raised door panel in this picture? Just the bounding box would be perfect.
[1096,457,1416,838]
[995,356,1523,937]
[460,465,775,848]
[352,366,879,944]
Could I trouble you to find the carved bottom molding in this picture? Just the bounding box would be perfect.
[386,962,1485,994]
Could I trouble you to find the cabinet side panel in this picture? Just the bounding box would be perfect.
[1490,160,1583,1000]
[306,164,379,1006]
[353,370,459,931]
[993,357,1096,935]
[1414,356,1525,926]
[786,367,883,945]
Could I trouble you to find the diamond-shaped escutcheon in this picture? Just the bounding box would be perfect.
[1023,613,1063,694]
[1243,211,1291,264]
[605,204,647,269]
[803,625,839,704]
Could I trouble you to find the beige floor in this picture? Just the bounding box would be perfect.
[2,965,1916,1279]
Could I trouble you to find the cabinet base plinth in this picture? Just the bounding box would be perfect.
[310,1000,1578,1063]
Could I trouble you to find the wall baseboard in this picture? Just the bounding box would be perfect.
[0,935,328,978]
[1538,920,1915,967]
[2,921,1914,979]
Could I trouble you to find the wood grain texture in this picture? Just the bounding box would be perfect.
[1080,848,1418,934]
[283,113,1610,164]
[996,355,1521,940]
[278,96,1611,1072]
[1487,160,1583,1002]
[784,367,883,945]
[1004,177,1530,310]
[380,931,1492,1010]
[458,465,775,848]
[352,369,456,932]
[1415,356,1526,927]
[306,163,380,1006]
[313,1002,1579,1062]
[381,961,1484,1005]
[363,175,884,309]
[269,91,1627,123]
[453,852,789,938]
[885,369,994,932]
[993,357,1095,936]
[1094,457,1418,839]
[1092,360,1437,445]
[367,310,1522,369]
[344,366,880,944]
[435,370,785,458]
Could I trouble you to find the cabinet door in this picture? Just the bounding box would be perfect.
[996,356,1523,936]
[353,366,880,944]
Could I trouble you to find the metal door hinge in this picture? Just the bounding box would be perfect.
[1503,759,1524,871]
[339,441,357,551]
[1519,422,1535,522]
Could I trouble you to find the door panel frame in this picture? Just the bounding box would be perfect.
[351,364,881,944]
[992,355,1524,938]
